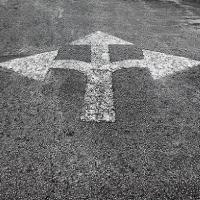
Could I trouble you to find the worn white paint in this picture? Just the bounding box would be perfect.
[1,31,200,122]
[111,49,200,79]
[70,31,132,122]
[0,51,59,80]
[81,69,115,122]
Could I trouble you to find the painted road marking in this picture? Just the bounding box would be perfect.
[70,31,133,122]
[0,51,58,80]
[1,31,200,122]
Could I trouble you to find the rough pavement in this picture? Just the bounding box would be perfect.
[1,0,200,199]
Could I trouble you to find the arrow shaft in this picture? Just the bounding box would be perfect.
[91,45,110,67]
[81,69,115,122]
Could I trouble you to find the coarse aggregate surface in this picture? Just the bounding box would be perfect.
[1,0,200,199]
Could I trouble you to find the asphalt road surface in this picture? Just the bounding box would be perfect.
[1,0,200,199]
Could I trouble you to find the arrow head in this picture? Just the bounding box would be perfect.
[71,31,133,46]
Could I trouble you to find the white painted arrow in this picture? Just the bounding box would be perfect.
[1,31,200,122]
[70,31,132,122]
[0,51,59,80]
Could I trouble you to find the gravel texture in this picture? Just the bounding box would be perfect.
[1,0,200,199]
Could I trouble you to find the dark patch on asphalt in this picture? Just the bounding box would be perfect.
[43,68,87,122]
[55,45,91,63]
[65,128,75,137]
[65,127,76,137]
[161,64,200,111]
[112,67,157,123]
[109,44,144,62]
[167,64,200,89]
[0,66,32,92]
[57,69,86,98]
[44,68,86,98]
